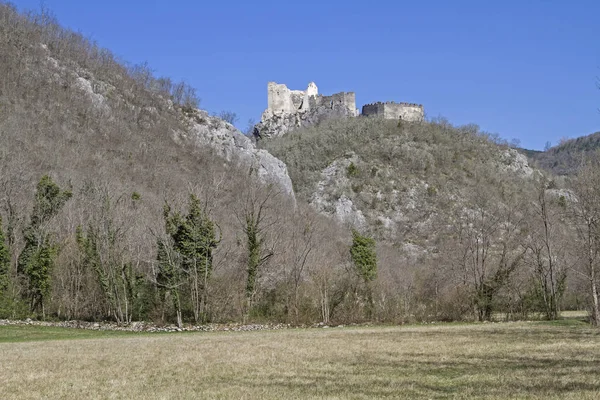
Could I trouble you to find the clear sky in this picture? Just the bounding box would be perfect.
[12,0,600,149]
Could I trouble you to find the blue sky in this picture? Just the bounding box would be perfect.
[13,0,600,149]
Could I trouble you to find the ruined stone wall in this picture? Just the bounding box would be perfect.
[255,82,358,139]
[385,102,424,122]
[362,102,424,122]
[267,82,319,114]
[259,81,427,139]
[267,82,296,114]
[302,82,318,111]
[361,102,385,117]
[309,92,357,116]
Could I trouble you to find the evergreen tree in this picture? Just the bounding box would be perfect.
[350,229,377,318]
[350,229,377,283]
[172,195,218,280]
[158,194,220,325]
[17,176,71,314]
[0,215,10,294]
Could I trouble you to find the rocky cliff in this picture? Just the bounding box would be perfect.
[178,109,294,196]
[49,45,294,197]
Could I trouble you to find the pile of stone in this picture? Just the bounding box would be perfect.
[0,318,294,333]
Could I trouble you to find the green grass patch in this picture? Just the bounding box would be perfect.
[0,325,141,343]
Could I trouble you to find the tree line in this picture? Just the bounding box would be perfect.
[0,174,380,327]
[1,157,600,326]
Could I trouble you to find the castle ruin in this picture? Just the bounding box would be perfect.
[265,81,358,119]
[362,101,424,122]
[253,81,424,139]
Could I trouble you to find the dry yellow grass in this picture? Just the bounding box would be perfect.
[1,321,599,399]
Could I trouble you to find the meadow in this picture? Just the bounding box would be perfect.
[1,320,599,399]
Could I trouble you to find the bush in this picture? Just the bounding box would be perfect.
[346,162,359,178]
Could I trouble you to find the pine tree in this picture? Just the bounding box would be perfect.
[172,195,218,280]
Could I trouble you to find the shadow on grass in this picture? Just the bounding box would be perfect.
[205,325,600,398]
[211,353,600,399]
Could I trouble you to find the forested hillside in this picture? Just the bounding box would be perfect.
[263,118,534,245]
[525,131,600,175]
[263,117,600,323]
[1,2,600,327]
[0,2,343,325]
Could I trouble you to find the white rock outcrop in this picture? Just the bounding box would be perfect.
[310,154,366,228]
[499,149,534,177]
[184,111,295,198]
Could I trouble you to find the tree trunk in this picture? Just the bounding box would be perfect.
[591,274,600,326]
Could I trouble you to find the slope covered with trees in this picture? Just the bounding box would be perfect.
[262,117,534,245]
[524,131,600,175]
[1,2,600,326]
[264,117,600,324]
[0,2,346,325]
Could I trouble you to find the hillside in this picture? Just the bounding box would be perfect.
[524,132,600,175]
[263,117,535,246]
[0,4,292,197]
[0,3,339,325]
[1,2,598,327]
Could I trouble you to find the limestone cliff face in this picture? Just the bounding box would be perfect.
[178,110,295,197]
[66,65,296,198]
[308,148,536,248]
[310,153,367,229]
[253,82,358,139]
[309,153,431,240]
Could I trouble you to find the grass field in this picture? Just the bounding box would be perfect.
[1,321,599,399]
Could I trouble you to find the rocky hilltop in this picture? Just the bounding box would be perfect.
[0,20,294,198]
[253,81,424,139]
[264,117,536,250]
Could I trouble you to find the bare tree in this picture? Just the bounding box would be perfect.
[76,185,141,324]
[243,118,256,137]
[218,111,238,125]
[283,207,316,322]
[447,177,527,321]
[236,181,280,318]
[567,157,600,325]
[524,176,568,320]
